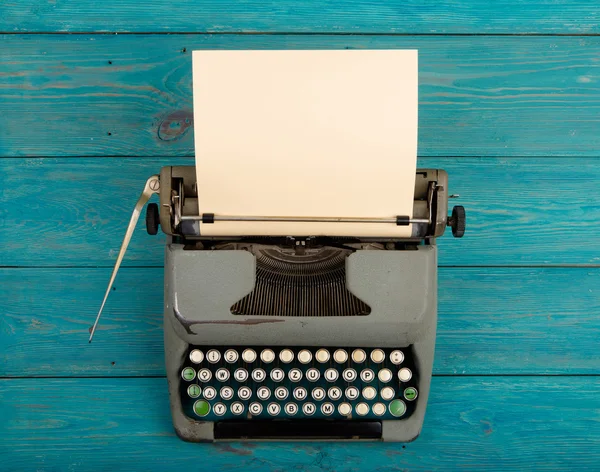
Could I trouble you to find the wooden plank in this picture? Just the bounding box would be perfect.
[2,267,598,376]
[3,157,600,267]
[1,35,600,158]
[3,1,600,34]
[1,377,598,469]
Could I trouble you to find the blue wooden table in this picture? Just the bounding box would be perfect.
[1,2,599,470]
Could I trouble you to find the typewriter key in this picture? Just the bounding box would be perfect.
[249,402,263,415]
[234,368,248,382]
[316,349,330,363]
[372,403,386,416]
[270,368,285,382]
[257,386,271,400]
[289,368,303,382]
[293,387,308,401]
[193,400,210,417]
[338,402,352,416]
[207,349,221,364]
[224,349,238,363]
[398,368,412,382]
[267,403,281,416]
[352,349,367,363]
[356,403,370,416]
[275,386,289,400]
[189,350,204,364]
[312,387,326,401]
[215,368,230,382]
[213,403,227,416]
[380,387,395,401]
[242,349,257,363]
[302,402,316,416]
[238,386,252,400]
[260,349,275,363]
[285,403,298,416]
[203,386,217,400]
[390,350,404,365]
[328,386,342,400]
[298,350,312,364]
[181,367,196,382]
[252,368,266,382]
[362,386,376,400]
[324,368,339,382]
[231,402,244,415]
[187,384,201,398]
[370,349,385,363]
[198,369,211,382]
[220,386,234,400]
[279,349,294,363]
[360,369,374,382]
[306,368,320,382]
[378,368,393,383]
[321,402,334,416]
[389,399,407,417]
[345,386,359,400]
[342,368,357,382]
[333,349,348,364]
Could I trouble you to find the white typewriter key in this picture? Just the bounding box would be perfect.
[398,368,412,382]
[215,368,230,382]
[252,368,266,382]
[189,350,204,364]
[260,349,275,363]
[334,349,348,364]
[270,368,285,382]
[370,349,385,363]
[298,349,312,364]
[356,403,370,416]
[257,386,271,400]
[279,349,294,363]
[285,403,298,416]
[234,368,248,382]
[372,403,386,416]
[360,369,375,383]
[198,368,212,382]
[316,349,330,363]
[187,385,201,398]
[352,349,367,363]
[362,386,377,400]
[267,403,281,416]
[293,387,308,401]
[288,368,303,382]
[231,402,244,415]
[242,348,257,363]
[207,349,221,364]
[321,402,334,416]
[275,386,289,400]
[345,386,360,400]
[378,368,393,383]
[220,386,234,400]
[381,387,395,401]
[338,402,352,416]
[390,350,404,365]
[238,386,252,400]
[328,386,342,401]
[302,402,316,416]
[306,368,320,382]
[224,349,238,363]
[312,387,326,401]
[213,403,227,416]
[203,386,217,400]
[324,368,339,382]
[249,402,263,416]
[342,368,357,382]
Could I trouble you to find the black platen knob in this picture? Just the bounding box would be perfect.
[449,205,466,238]
[146,203,160,235]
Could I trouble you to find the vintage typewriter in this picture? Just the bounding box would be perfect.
[91,165,465,442]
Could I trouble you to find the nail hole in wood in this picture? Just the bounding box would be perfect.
[108,60,112,64]
[182,48,187,53]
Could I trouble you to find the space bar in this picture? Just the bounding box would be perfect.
[214,420,382,439]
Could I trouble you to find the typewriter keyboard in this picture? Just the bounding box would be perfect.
[180,346,418,421]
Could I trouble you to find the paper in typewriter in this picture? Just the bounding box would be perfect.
[192,50,418,237]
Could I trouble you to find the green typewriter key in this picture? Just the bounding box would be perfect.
[404,387,418,401]
[193,400,210,417]
[181,367,196,381]
[389,399,407,417]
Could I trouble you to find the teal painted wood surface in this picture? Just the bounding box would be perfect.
[4,1,600,34]
[1,267,598,377]
[2,35,600,158]
[1,377,598,470]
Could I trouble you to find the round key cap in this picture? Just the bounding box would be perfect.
[197,368,211,382]
[231,402,244,415]
[193,400,210,417]
[362,386,377,400]
[242,348,257,363]
[324,368,338,382]
[398,368,412,382]
[270,368,285,382]
[213,403,226,416]
[333,349,348,364]
[252,368,266,382]
[345,386,359,400]
[220,386,234,400]
[404,387,418,401]
[279,349,294,363]
[224,349,238,363]
[321,402,334,416]
[390,350,404,365]
[298,349,312,364]
[360,369,375,382]
[249,402,263,415]
[189,350,204,364]
[312,387,326,401]
[370,349,385,363]
[342,368,357,382]
[181,367,196,381]
[372,402,386,416]
[234,368,248,382]
[389,399,407,417]
[381,387,395,401]
[378,368,393,383]
[203,386,217,400]
[238,386,252,400]
[352,349,366,363]
[356,402,370,416]
[260,349,275,363]
[306,368,320,382]
[207,349,221,364]
[293,387,307,401]
[285,403,298,416]
[288,368,303,382]
[275,386,289,400]
[257,386,271,400]
[316,349,330,363]
[338,402,352,416]
[187,384,201,398]
[328,386,342,401]
[215,368,230,382]
[267,402,281,416]
[302,402,316,416]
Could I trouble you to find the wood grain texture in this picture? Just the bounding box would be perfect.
[1,377,598,470]
[3,157,600,267]
[1,34,600,157]
[2,267,598,376]
[3,0,600,34]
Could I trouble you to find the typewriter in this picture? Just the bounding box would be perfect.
[91,165,465,442]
